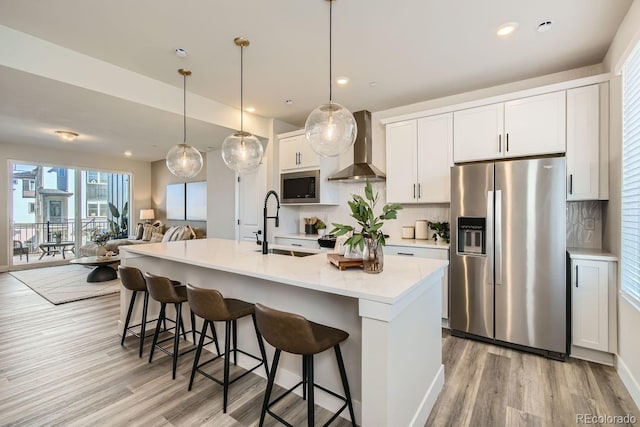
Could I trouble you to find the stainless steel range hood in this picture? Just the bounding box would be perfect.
[328,110,386,182]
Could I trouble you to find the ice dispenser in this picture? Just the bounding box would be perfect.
[457,217,486,255]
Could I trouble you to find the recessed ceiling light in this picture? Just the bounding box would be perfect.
[175,48,188,58]
[54,130,78,142]
[369,81,378,87]
[537,20,554,33]
[496,22,519,37]
[336,76,349,86]
[124,150,132,157]
[284,99,294,105]
[245,106,256,113]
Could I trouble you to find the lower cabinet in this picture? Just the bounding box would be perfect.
[571,258,617,356]
[385,244,450,320]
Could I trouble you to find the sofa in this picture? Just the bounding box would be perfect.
[78,223,203,257]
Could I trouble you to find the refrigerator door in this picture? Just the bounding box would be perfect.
[450,163,494,339]
[494,157,566,353]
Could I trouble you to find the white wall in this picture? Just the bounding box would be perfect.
[1,141,151,272]
[602,0,640,409]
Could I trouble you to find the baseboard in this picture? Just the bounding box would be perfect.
[410,364,445,427]
[570,345,615,366]
[617,356,640,410]
[0,264,8,273]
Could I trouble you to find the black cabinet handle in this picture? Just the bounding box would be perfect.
[413,183,416,199]
[397,252,415,256]
[418,183,421,199]
[569,174,573,195]
[575,265,579,287]
[291,243,303,247]
[506,133,509,152]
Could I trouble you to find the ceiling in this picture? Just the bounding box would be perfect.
[0,0,633,162]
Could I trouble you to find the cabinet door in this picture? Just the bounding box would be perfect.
[504,91,566,158]
[386,120,418,203]
[453,103,504,163]
[572,259,608,351]
[417,113,453,202]
[279,136,301,171]
[297,136,320,170]
[567,85,600,200]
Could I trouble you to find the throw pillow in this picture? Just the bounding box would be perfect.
[149,232,164,243]
[141,224,157,241]
[161,226,180,242]
[133,223,144,240]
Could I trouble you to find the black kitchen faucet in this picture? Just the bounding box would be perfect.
[262,190,280,254]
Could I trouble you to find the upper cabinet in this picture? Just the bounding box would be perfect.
[386,113,453,203]
[453,91,566,163]
[279,133,320,172]
[566,83,609,201]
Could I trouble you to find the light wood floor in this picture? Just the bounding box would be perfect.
[1,273,638,427]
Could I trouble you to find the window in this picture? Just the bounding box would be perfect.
[87,202,109,217]
[622,40,640,306]
[28,202,35,214]
[22,179,36,198]
[87,171,108,184]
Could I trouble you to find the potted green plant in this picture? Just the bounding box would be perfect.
[429,221,450,244]
[330,181,402,273]
[52,231,62,244]
[316,219,327,237]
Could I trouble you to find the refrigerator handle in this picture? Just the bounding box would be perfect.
[495,190,503,286]
[487,190,494,285]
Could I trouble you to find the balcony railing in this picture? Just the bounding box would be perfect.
[12,218,111,253]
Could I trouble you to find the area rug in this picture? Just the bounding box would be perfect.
[9,264,121,305]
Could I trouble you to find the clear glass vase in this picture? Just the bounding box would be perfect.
[363,238,384,274]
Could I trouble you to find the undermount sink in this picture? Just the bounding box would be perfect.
[255,248,316,257]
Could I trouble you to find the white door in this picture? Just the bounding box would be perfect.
[453,103,504,163]
[566,85,600,200]
[385,120,418,203]
[417,113,453,203]
[504,91,566,158]
[572,259,609,351]
[237,159,267,242]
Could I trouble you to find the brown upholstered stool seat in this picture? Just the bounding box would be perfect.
[255,303,356,427]
[119,266,161,358]
[186,285,268,413]
[145,272,198,379]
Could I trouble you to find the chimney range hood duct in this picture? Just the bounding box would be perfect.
[327,110,386,182]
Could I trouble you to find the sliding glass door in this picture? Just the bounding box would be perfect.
[10,162,130,269]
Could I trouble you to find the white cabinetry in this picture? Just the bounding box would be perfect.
[453,91,566,163]
[279,133,320,171]
[386,113,453,203]
[566,83,609,201]
[385,244,449,320]
[570,254,617,365]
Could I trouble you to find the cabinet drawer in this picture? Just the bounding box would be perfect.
[273,237,319,249]
[385,245,448,260]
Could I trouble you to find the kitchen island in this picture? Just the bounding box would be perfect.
[120,238,447,427]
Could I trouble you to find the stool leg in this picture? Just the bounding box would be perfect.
[259,349,280,427]
[149,303,166,363]
[335,345,357,426]
[232,319,238,365]
[121,291,137,346]
[172,303,182,379]
[189,320,209,391]
[223,320,232,413]
[211,321,221,356]
[139,291,149,358]
[251,313,269,375]
[307,354,314,427]
[302,356,307,400]
[179,307,187,341]
[190,310,196,344]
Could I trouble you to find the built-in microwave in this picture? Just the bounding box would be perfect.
[281,170,320,204]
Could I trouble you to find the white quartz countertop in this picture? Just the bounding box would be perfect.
[567,247,618,261]
[121,238,448,305]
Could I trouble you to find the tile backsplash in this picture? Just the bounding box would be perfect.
[566,201,604,249]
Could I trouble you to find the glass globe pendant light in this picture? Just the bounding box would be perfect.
[304,0,357,157]
[166,69,203,178]
[221,37,264,174]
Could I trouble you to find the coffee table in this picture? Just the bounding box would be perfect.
[70,255,121,282]
[38,241,76,260]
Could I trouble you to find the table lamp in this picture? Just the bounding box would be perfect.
[140,209,155,224]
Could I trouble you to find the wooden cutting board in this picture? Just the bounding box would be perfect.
[327,253,363,271]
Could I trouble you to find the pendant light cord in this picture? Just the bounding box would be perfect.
[240,44,244,132]
[183,72,187,144]
[329,0,333,103]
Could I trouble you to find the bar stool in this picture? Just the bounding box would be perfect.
[118,266,158,357]
[145,272,197,379]
[186,284,269,413]
[255,303,356,427]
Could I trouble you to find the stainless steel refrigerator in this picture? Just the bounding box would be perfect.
[450,156,568,359]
